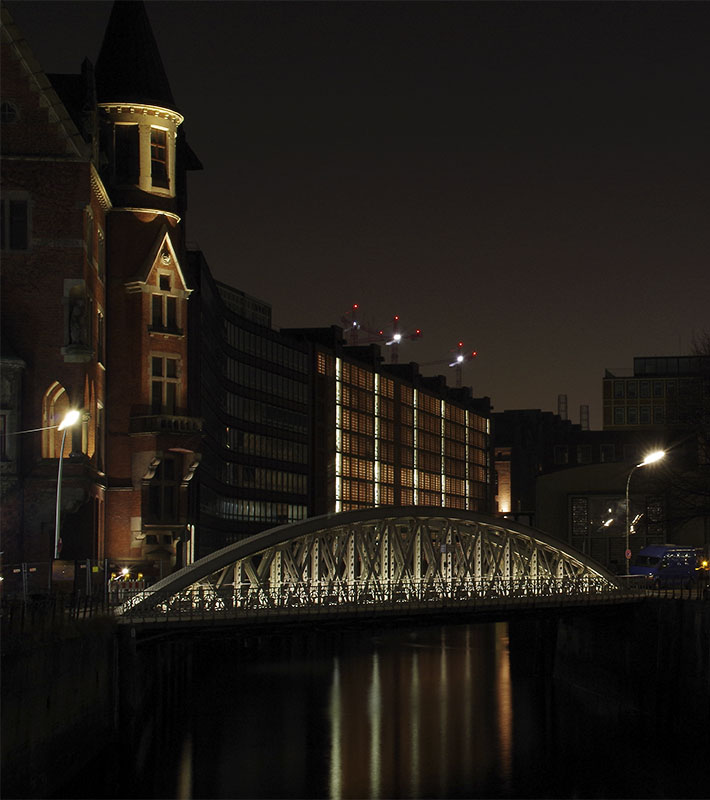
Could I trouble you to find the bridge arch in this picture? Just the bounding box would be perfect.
[119,508,617,615]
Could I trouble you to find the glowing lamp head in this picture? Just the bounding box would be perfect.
[57,409,81,431]
[393,333,402,343]
[457,354,464,363]
[640,450,665,466]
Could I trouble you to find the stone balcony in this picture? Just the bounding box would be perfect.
[129,414,203,436]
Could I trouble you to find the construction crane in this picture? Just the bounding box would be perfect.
[341,304,422,363]
[419,341,478,387]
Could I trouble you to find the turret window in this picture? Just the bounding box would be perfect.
[150,128,169,189]
[114,124,139,183]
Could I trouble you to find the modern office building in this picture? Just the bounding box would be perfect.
[287,328,493,518]
[603,355,710,429]
[185,251,310,558]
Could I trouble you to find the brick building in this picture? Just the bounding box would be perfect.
[1,2,201,576]
[1,8,109,563]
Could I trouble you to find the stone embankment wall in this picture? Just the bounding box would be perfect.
[1,618,117,798]
[552,599,710,735]
[1,617,191,799]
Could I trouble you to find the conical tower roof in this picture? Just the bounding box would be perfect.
[95,0,178,111]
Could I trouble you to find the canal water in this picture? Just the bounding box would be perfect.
[58,620,706,799]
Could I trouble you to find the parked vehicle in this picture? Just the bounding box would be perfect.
[630,544,709,588]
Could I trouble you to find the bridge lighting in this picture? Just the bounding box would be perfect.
[625,450,666,574]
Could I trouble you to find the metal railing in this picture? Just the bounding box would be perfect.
[114,575,689,625]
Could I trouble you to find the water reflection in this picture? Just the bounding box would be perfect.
[203,624,515,799]
[54,619,709,799]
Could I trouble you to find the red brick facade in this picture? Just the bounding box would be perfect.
[1,4,200,577]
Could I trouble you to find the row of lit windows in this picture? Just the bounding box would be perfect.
[418,430,441,452]
[418,451,441,472]
[341,385,374,413]
[340,456,374,481]
[378,463,395,484]
[418,412,442,435]
[225,395,308,434]
[221,463,307,495]
[378,397,395,419]
[445,459,466,478]
[340,408,374,435]
[340,361,375,390]
[379,419,395,440]
[446,440,466,460]
[608,378,701,400]
[610,406,664,426]
[446,477,466,496]
[378,376,395,399]
[340,431,375,459]
[226,357,308,404]
[445,421,466,443]
[418,472,441,492]
[200,487,307,524]
[225,428,308,464]
[418,490,441,506]
[225,322,309,373]
[419,394,441,415]
[340,480,374,503]
[445,404,466,425]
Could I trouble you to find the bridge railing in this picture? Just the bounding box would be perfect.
[114,575,661,623]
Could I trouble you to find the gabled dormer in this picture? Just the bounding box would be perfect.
[124,226,192,337]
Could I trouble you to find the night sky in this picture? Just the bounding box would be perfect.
[7,0,710,428]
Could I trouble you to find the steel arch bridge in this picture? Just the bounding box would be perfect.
[118,508,622,621]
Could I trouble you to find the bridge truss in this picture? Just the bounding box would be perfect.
[119,509,621,620]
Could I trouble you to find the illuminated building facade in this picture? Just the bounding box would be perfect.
[1,8,109,563]
[287,328,492,516]
[185,252,309,557]
[0,2,201,575]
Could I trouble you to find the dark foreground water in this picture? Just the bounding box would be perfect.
[58,620,707,799]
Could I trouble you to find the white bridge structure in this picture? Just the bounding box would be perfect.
[117,509,633,624]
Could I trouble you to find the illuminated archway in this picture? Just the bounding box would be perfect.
[41,382,70,458]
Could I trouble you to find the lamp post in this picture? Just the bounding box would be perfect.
[625,449,665,575]
[54,409,81,560]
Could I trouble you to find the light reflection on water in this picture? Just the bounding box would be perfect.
[53,618,709,799]
[189,623,515,799]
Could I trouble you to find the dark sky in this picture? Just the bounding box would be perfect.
[7,0,710,428]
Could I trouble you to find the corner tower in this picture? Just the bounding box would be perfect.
[96,1,201,576]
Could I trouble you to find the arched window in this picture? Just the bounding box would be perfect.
[42,382,71,458]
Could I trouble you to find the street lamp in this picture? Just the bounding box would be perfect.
[54,409,81,560]
[625,450,666,575]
